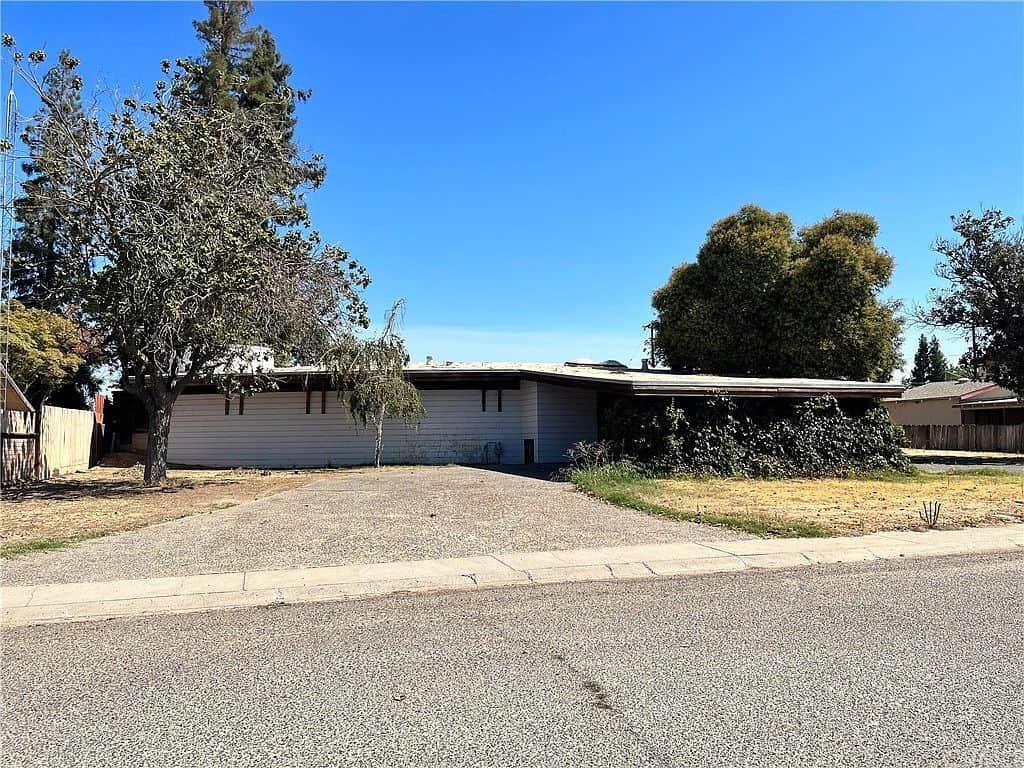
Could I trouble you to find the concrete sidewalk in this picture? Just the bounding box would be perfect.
[4,524,1023,627]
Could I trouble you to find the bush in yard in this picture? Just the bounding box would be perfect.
[599,394,909,478]
[565,440,616,470]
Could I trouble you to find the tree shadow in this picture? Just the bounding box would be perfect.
[467,462,568,482]
[3,475,240,504]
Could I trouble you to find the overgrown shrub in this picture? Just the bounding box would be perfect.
[565,440,615,470]
[599,394,909,478]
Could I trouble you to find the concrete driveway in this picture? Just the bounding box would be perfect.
[4,465,749,586]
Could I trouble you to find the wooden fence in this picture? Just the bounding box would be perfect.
[903,424,1024,454]
[2,405,96,484]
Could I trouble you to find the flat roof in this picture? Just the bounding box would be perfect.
[958,397,1023,410]
[266,361,902,399]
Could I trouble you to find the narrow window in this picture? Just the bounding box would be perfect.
[321,379,327,414]
[497,389,503,412]
[238,394,245,416]
[481,389,487,412]
[224,397,230,416]
[305,382,311,414]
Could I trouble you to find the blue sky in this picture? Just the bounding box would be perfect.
[4,2,1022,378]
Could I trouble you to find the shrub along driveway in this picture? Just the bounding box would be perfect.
[3,465,750,586]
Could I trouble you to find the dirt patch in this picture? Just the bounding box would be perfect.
[646,474,1024,536]
[2,455,324,548]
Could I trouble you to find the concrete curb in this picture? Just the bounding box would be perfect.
[3,525,1022,627]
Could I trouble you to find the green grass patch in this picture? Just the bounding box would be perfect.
[1,531,107,560]
[569,463,832,538]
[940,468,1023,479]
[1,537,75,559]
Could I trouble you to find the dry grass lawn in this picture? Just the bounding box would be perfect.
[647,473,1024,536]
[2,454,323,555]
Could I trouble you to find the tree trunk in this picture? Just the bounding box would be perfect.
[374,403,386,468]
[144,400,175,485]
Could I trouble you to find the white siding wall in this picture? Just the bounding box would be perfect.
[535,383,597,463]
[168,388,524,468]
[167,382,599,468]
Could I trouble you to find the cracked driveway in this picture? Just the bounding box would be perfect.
[4,465,749,586]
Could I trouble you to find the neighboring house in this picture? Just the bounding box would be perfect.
[149,359,900,468]
[958,386,1024,426]
[2,365,34,413]
[882,380,1023,426]
[2,366,36,484]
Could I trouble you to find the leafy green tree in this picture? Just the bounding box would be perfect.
[4,41,370,484]
[921,209,1024,395]
[926,336,948,382]
[910,335,930,383]
[10,50,92,312]
[652,205,903,381]
[330,302,425,468]
[4,300,94,407]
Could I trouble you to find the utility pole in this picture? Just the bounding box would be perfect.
[643,322,656,369]
[970,324,979,380]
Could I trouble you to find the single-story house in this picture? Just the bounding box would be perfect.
[957,387,1024,426]
[148,358,902,468]
[882,380,1023,427]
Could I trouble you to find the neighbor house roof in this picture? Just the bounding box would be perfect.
[887,380,996,402]
[959,397,1023,411]
[2,365,34,412]
[956,385,1021,410]
[265,361,902,399]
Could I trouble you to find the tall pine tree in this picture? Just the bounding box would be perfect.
[10,50,92,313]
[188,1,308,141]
[927,336,949,382]
[910,335,930,383]
[9,50,99,407]
[186,0,318,364]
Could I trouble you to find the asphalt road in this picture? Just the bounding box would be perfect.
[4,552,1023,767]
[911,454,1024,474]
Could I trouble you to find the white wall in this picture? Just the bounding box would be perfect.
[168,388,525,468]
[520,381,538,459]
[168,382,600,468]
[535,383,597,463]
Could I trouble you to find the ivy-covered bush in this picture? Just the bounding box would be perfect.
[598,394,908,478]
